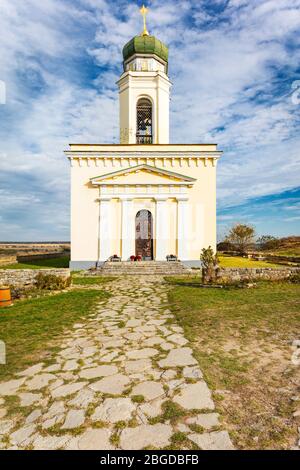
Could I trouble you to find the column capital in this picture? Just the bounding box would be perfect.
[98,196,112,202]
[119,196,133,202]
[176,197,189,202]
[154,196,168,202]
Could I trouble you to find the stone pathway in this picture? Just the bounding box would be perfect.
[0,276,234,450]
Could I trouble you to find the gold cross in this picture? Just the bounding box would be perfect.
[140,4,149,36]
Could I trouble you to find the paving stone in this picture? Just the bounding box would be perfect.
[100,351,118,362]
[25,409,42,424]
[124,359,152,374]
[158,348,198,368]
[91,398,135,423]
[167,334,188,346]
[124,332,144,341]
[43,364,61,373]
[126,348,158,359]
[79,365,118,379]
[183,366,203,379]
[33,435,71,450]
[187,413,219,429]
[0,420,15,435]
[51,381,86,398]
[126,319,142,327]
[0,408,7,419]
[62,409,85,429]
[144,336,165,346]
[90,374,130,395]
[19,392,42,407]
[43,400,65,419]
[68,388,95,408]
[63,360,78,371]
[160,342,175,351]
[131,381,165,401]
[17,363,44,377]
[120,424,172,450]
[0,378,25,396]
[173,382,215,410]
[25,373,56,390]
[139,398,165,418]
[77,428,114,450]
[188,431,234,450]
[10,424,36,445]
[42,414,65,430]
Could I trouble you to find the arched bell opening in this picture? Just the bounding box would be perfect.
[136,97,153,144]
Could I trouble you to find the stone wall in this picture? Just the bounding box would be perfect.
[0,269,70,288]
[17,252,68,263]
[0,255,17,266]
[217,267,300,282]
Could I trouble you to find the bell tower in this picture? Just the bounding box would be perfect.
[117,5,171,144]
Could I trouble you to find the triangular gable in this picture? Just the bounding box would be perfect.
[90,164,196,185]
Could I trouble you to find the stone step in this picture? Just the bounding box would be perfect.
[97,260,190,275]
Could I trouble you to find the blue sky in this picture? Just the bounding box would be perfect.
[0,0,299,241]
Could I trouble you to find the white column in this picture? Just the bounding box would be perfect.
[155,198,169,261]
[98,197,112,261]
[121,198,134,261]
[177,197,189,261]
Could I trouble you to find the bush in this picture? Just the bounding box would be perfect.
[35,273,71,290]
[200,246,219,284]
[257,235,281,251]
[289,273,300,284]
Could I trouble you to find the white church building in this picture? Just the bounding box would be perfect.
[65,8,222,270]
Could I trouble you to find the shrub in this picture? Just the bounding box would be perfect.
[257,235,281,251]
[200,246,219,284]
[35,273,71,290]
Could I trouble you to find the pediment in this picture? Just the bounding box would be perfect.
[90,164,196,185]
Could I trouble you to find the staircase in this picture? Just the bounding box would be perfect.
[96,261,191,276]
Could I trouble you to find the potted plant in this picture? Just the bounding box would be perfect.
[166,254,177,262]
[130,255,135,261]
[136,255,142,261]
[110,254,121,262]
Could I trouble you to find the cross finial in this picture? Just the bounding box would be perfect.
[140,4,149,36]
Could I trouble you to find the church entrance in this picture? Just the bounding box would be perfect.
[135,210,153,260]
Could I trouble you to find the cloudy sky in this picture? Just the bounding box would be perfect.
[0,0,299,241]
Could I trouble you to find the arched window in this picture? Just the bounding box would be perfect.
[136,98,153,144]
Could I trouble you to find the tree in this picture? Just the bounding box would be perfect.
[225,223,255,254]
[257,235,280,251]
[200,246,219,284]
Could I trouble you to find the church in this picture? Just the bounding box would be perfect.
[65,6,222,270]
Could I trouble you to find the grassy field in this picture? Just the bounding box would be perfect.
[0,256,70,270]
[167,277,300,450]
[218,255,282,268]
[0,288,109,381]
[72,276,116,286]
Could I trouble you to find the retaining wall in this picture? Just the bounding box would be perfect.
[218,267,300,282]
[0,269,70,287]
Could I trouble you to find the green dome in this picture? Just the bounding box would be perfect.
[123,35,168,63]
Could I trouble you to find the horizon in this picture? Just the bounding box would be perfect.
[0,0,300,240]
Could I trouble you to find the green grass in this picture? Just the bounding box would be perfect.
[0,256,70,270]
[218,255,282,268]
[0,288,109,381]
[72,276,116,286]
[167,277,300,449]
